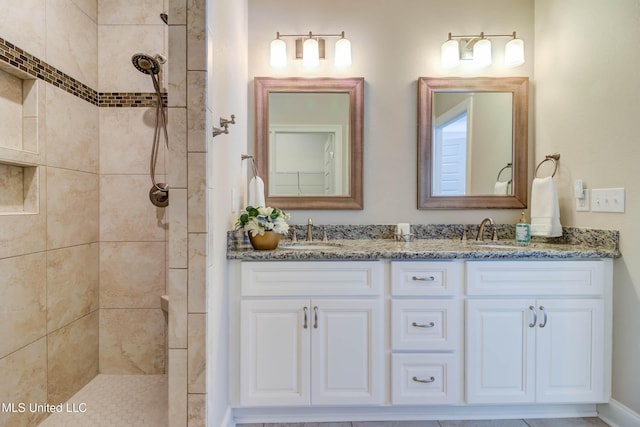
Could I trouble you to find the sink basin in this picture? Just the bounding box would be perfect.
[469,241,527,249]
[280,242,342,250]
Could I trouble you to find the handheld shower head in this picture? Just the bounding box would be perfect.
[131,53,161,75]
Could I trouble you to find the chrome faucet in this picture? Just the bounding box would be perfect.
[306,218,313,242]
[476,217,498,241]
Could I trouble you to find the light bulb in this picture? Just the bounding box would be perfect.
[441,39,460,69]
[473,38,492,68]
[504,37,525,67]
[302,38,319,67]
[270,38,287,68]
[334,37,352,67]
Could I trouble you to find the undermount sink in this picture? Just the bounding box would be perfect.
[280,242,342,250]
[469,241,527,249]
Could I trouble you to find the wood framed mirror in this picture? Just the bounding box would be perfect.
[417,77,529,209]
[254,77,364,210]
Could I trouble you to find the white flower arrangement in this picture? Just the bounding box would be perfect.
[235,205,290,237]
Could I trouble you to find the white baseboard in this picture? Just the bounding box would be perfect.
[598,399,640,427]
[233,404,598,424]
[221,406,234,427]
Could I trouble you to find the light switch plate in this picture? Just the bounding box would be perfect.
[576,189,590,212]
[591,188,625,213]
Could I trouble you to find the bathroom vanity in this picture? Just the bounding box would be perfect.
[227,233,618,423]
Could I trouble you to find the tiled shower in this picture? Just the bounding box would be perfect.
[0,0,207,426]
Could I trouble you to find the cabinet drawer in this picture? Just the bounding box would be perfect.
[391,353,460,405]
[241,261,383,296]
[466,260,604,296]
[391,261,461,296]
[391,300,459,351]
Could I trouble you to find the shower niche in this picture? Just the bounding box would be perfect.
[0,65,44,214]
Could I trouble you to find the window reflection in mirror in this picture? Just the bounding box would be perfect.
[432,92,513,196]
[418,77,528,209]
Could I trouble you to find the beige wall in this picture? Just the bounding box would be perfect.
[247,0,535,225]
[534,0,640,415]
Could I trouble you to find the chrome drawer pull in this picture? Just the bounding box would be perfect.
[539,306,548,328]
[528,305,537,328]
[411,275,435,282]
[313,306,319,329]
[303,307,308,329]
[411,321,435,328]
[412,376,435,384]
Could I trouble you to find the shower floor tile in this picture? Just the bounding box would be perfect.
[38,374,167,427]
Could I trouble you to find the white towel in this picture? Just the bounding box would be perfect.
[494,181,509,195]
[530,176,562,237]
[248,176,265,207]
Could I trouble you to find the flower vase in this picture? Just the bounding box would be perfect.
[248,231,282,250]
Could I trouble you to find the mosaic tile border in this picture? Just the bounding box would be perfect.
[0,36,165,108]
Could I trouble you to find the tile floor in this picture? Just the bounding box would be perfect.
[38,374,167,427]
[238,419,609,427]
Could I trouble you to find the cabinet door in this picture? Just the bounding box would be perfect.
[536,299,605,403]
[240,299,310,406]
[311,299,384,405]
[466,299,535,404]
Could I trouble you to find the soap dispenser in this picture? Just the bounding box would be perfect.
[515,211,531,244]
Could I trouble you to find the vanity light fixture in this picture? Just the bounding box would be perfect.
[269,31,352,68]
[441,31,524,69]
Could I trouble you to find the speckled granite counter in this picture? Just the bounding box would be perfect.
[227,225,620,261]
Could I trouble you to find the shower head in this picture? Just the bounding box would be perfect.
[131,53,161,75]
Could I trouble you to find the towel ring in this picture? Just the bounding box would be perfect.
[535,153,560,178]
[496,163,512,183]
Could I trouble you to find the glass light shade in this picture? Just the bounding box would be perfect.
[302,38,320,67]
[270,38,287,68]
[441,39,460,69]
[473,38,492,67]
[504,38,525,67]
[334,37,352,67]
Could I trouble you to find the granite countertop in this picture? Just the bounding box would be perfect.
[228,235,620,262]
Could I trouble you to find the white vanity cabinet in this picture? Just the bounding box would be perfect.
[390,261,463,405]
[466,260,611,405]
[237,261,384,407]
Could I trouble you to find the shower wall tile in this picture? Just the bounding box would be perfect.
[47,243,99,332]
[187,313,206,393]
[71,0,98,22]
[99,174,167,242]
[0,70,23,150]
[187,71,206,152]
[98,25,166,93]
[46,167,99,249]
[168,25,187,107]
[0,253,46,358]
[169,0,187,25]
[187,0,206,71]
[0,338,48,427]
[46,0,98,88]
[100,241,166,308]
[168,107,188,187]
[168,268,188,348]
[0,0,46,59]
[100,308,166,374]
[100,107,165,175]
[47,311,99,404]
[188,393,206,426]
[188,233,206,313]
[188,152,206,232]
[169,188,188,268]
[98,0,165,25]
[0,172,46,259]
[46,85,99,174]
[169,348,188,427]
